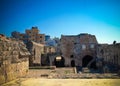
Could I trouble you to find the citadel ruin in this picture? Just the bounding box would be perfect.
[0,27,120,84]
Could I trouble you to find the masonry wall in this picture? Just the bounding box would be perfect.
[41,46,57,66]
[0,39,30,85]
[60,34,98,67]
[26,41,44,66]
[0,61,28,84]
[44,46,56,54]
[61,35,77,66]
[97,43,120,66]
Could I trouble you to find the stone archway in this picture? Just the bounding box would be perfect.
[71,60,75,67]
[54,56,65,67]
[82,55,96,69]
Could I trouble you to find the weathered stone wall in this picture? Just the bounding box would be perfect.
[97,43,120,66]
[26,41,44,66]
[0,39,30,85]
[44,46,56,54]
[60,33,98,67]
[41,46,58,66]
[61,35,78,66]
[0,61,28,84]
[41,53,62,66]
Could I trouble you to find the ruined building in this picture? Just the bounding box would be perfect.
[42,37,62,67]
[25,40,56,66]
[26,41,44,66]
[53,33,120,72]
[11,27,45,44]
[60,33,98,68]
[0,36,30,85]
[10,27,120,72]
[41,46,57,66]
[97,43,120,72]
[11,27,59,66]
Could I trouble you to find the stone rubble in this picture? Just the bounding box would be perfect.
[0,39,30,85]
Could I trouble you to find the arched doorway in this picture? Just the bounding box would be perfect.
[54,56,65,67]
[71,60,75,67]
[82,55,96,69]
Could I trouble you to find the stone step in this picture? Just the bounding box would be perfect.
[82,67,90,73]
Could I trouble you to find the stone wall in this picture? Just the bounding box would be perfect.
[97,43,120,66]
[41,46,57,66]
[61,35,77,66]
[41,53,62,66]
[0,39,30,85]
[26,41,44,66]
[60,33,98,67]
[44,46,56,54]
[0,61,28,84]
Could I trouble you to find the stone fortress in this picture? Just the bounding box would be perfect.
[0,27,120,84]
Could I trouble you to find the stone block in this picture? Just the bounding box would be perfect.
[0,74,5,85]
[6,72,17,82]
[12,51,18,55]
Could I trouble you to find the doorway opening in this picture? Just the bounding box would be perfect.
[82,55,96,69]
[71,60,75,67]
[54,56,65,67]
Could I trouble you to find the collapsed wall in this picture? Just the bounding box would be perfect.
[0,39,30,85]
[97,43,120,66]
[26,41,44,66]
[60,34,98,67]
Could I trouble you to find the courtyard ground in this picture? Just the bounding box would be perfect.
[2,78,120,86]
[2,67,120,86]
[26,67,120,79]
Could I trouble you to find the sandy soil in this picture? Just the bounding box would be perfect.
[2,68,120,86]
[2,78,120,86]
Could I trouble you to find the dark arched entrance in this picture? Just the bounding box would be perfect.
[54,56,65,67]
[82,55,96,69]
[71,60,75,67]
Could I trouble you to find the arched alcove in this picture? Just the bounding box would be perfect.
[54,56,65,67]
[82,55,96,69]
[71,60,75,67]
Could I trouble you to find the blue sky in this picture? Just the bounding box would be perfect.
[0,0,120,44]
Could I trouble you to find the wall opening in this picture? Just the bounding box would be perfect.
[82,55,96,69]
[54,56,65,67]
[71,60,75,67]
[70,55,74,58]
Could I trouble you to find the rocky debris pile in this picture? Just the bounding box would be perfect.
[0,39,30,85]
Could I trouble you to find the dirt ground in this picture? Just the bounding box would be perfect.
[26,68,120,79]
[2,68,120,86]
[2,78,120,86]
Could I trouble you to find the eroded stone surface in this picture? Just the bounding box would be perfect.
[0,39,30,85]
